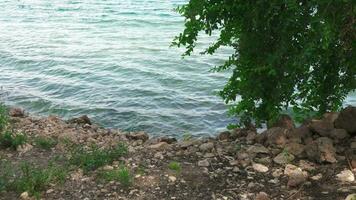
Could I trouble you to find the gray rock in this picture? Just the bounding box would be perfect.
[199,142,214,152]
[198,159,210,167]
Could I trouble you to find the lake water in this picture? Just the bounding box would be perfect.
[0,0,354,137]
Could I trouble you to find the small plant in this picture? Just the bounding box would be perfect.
[11,162,67,199]
[168,161,181,173]
[99,166,132,187]
[0,160,13,192]
[282,148,294,163]
[0,104,8,132]
[34,136,57,150]
[70,143,127,172]
[182,132,192,141]
[0,131,27,150]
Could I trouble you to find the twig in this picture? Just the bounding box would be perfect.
[286,183,305,200]
[345,154,353,171]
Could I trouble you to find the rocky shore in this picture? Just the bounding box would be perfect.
[1,106,356,200]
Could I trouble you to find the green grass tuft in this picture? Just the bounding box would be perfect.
[168,161,181,173]
[70,143,128,172]
[0,131,27,150]
[99,166,133,187]
[34,136,57,150]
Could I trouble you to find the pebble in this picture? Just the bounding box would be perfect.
[252,163,269,173]
[198,159,210,167]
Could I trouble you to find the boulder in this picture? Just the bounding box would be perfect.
[305,137,337,163]
[284,142,305,157]
[329,129,350,140]
[288,125,313,144]
[264,127,289,147]
[322,112,339,125]
[345,194,356,200]
[9,107,25,117]
[127,132,149,142]
[68,115,92,125]
[271,114,295,129]
[309,119,333,137]
[335,106,356,134]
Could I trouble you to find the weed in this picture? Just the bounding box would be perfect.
[34,136,57,150]
[70,143,127,172]
[11,162,67,199]
[99,166,132,187]
[0,131,27,150]
[0,160,13,192]
[168,161,181,173]
[0,104,8,132]
[182,132,192,141]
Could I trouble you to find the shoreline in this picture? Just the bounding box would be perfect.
[1,106,356,199]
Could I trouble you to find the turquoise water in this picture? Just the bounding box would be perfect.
[0,0,355,137]
[0,0,232,137]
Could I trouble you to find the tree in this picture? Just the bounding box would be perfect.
[173,0,355,127]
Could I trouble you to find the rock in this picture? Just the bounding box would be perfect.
[247,145,270,155]
[178,140,194,149]
[127,132,149,142]
[323,112,339,124]
[9,107,25,117]
[246,131,257,143]
[284,164,308,187]
[102,165,114,171]
[199,142,214,152]
[335,106,356,134]
[288,125,313,144]
[264,127,288,147]
[157,136,177,144]
[284,142,305,157]
[273,152,295,165]
[255,192,270,200]
[309,119,333,137]
[345,194,356,200]
[197,159,210,167]
[352,159,356,170]
[68,115,91,125]
[329,129,350,140]
[271,114,295,130]
[148,142,169,150]
[305,137,337,163]
[17,143,33,154]
[298,160,316,171]
[336,169,355,183]
[287,171,307,187]
[46,189,55,194]
[311,173,323,181]
[252,163,269,173]
[20,192,30,200]
[168,176,177,182]
[218,131,231,141]
[351,142,356,149]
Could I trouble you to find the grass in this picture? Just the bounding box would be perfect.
[0,104,8,132]
[34,136,57,150]
[12,162,67,199]
[0,131,27,150]
[0,160,67,199]
[70,143,128,172]
[182,132,192,141]
[168,161,181,173]
[99,166,133,187]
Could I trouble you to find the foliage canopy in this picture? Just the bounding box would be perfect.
[173,0,355,126]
